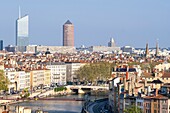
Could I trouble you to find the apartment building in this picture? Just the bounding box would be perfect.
[65,62,81,84]
[30,69,44,90]
[44,69,51,86]
[46,62,66,85]
[15,71,26,91]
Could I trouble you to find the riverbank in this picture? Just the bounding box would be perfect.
[81,98,109,113]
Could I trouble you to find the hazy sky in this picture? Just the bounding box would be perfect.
[0,0,170,48]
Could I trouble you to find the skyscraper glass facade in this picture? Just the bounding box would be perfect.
[16,15,29,52]
[0,40,3,50]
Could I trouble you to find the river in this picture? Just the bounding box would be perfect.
[10,94,105,113]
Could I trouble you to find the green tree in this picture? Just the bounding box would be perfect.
[54,86,67,92]
[0,70,9,91]
[20,88,30,99]
[76,62,115,84]
[124,105,142,113]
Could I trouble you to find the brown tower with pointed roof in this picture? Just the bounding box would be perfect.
[145,43,149,58]
[63,20,74,46]
[155,41,159,57]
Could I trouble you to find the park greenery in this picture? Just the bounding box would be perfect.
[76,61,162,84]
[0,70,9,91]
[76,62,115,84]
[54,86,67,92]
[20,88,30,99]
[124,105,142,113]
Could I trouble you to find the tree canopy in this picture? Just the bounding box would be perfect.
[0,70,9,91]
[124,105,142,113]
[76,62,114,84]
[20,88,30,99]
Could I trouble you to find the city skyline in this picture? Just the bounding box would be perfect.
[0,0,170,48]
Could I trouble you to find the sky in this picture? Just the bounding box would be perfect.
[0,0,170,48]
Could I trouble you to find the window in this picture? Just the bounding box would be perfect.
[154,104,157,108]
[154,110,157,113]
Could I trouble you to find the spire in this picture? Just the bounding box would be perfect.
[111,38,114,43]
[156,39,159,57]
[19,6,21,19]
[145,43,149,58]
[64,20,72,25]
[108,38,116,47]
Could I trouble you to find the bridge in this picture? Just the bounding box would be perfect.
[66,85,109,94]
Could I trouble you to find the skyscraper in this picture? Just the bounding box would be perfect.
[63,20,74,46]
[0,40,3,51]
[16,7,29,52]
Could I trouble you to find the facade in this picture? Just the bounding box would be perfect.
[5,45,17,52]
[121,46,134,54]
[124,96,136,110]
[25,71,30,89]
[16,13,29,52]
[44,69,51,86]
[16,71,26,91]
[4,68,16,93]
[46,62,66,86]
[63,20,74,46]
[26,45,76,54]
[143,94,169,113]
[88,46,120,52]
[0,40,3,50]
[30,69,44,90]
[136,97,144,111]
[66,62,81,84]
[108,77,120,113]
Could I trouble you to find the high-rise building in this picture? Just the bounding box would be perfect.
[108,38,116,47]
[0,40,3,50]
[16,7,29,52]
[63,20,74,46]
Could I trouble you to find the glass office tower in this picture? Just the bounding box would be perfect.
[0,40,3,50]
[16,15,29,52]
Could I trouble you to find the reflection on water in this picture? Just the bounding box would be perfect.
[12,100,82,113]
[11,94,106,113]
[11,94,84,113]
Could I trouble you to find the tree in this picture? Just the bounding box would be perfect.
[0,70,9,91]
[124,105,142,113]
[76,62,115,84]
[20,88,30,99]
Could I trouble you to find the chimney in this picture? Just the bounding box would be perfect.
[155,89,158,96]
[127,66,129,72]
[128,82,130,94]
[144,79,147,87]
[123,76,126,92]
[36,64,39,69]
[131,78,134,95]
[114,66,117,72]
[146,69,148,73]
[147,86,151,96]
[126,72,129,80]
[41,64,44,69]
